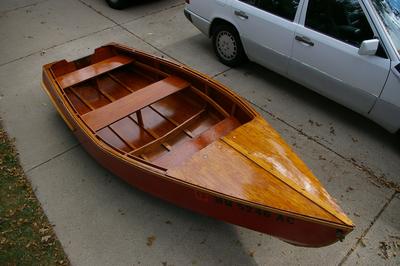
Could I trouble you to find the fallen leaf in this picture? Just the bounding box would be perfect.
[147,235,156,247]
[41,235,51,242]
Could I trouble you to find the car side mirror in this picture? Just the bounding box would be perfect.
[358,39,379,56]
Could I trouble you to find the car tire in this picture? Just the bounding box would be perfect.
[106,0,130,9]
[212,24,247,67]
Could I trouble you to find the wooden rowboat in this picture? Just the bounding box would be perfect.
[42,43,354,247]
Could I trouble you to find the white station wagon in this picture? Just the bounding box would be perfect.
[184,0,400,133]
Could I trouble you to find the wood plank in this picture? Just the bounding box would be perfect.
[131,107,176,137]
[186,113,221,136]
[70,84,111,110]
[153,116,241,169]
[189,86,230,118]
[65,89,91,114]
[149,106,195,138]
[57,55,134,89]
[110,117,154,148]
[107,70,153,92]
[141,126,172,152]
[96,80,116,102]
[133,61,169,78]
[107,124,137,150]
[129,108,206,157]
[221,117,354,226]
[151,91,205,122]
[107,73,135,93]
[70,87,95,110]
[167,140,344,225]
[127,113,172,152]
[96,75,131,100]
[82,76,190,132]
[97,127,131,152]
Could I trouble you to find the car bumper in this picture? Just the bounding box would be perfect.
[184,8,211,37]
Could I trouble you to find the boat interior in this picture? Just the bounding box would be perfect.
[48,46,255,169]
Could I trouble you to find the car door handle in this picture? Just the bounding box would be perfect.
[234,10,248,19]
[295,35,314,46]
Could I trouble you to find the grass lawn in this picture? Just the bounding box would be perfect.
[0,122,69,265]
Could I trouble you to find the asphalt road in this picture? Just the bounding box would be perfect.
[0,0,399,265]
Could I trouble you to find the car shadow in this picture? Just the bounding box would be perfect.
[124,0,175,9]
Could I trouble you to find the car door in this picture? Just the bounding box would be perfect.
[231,0,302,75]
[288,0,391,114]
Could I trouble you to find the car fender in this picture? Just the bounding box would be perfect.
[368,65,400,133]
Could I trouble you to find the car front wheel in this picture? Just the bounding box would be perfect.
[212,24,246,67]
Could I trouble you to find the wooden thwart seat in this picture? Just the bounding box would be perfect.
[56,55,134,89]
[82,76,190,131]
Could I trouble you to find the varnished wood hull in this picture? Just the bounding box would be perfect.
[42,43,353,247]
[76,121,343,247]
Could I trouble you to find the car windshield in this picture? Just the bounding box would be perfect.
[370,0,400,55]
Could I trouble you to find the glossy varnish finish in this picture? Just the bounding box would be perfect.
[82,75,190,131]
[42,43,354,247]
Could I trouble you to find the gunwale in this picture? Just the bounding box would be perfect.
[41,43,354,236]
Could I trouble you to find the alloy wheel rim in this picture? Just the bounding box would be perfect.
[216,31,237,61]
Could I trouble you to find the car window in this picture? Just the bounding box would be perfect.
[371,0,400,56]
[239,0,300,21]
[305,0,374,47]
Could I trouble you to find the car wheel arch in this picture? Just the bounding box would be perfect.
[209,18,239,38]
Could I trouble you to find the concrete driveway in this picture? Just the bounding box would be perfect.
[0,0,399,265]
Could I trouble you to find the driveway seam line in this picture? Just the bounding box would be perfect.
[78,0,184,27]
[0,26,118,68]
[26,143,80,173]
[338,191,397,265]
[0,0,49,15]
[119,2,185,25]
[77,0,184,64]
[120,26,183,63]
[211,68,232,78]
[0,1,186,68]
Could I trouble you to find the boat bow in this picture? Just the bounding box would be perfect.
[167,117,354,229]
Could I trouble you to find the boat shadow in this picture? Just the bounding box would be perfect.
[107,172,260,265]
